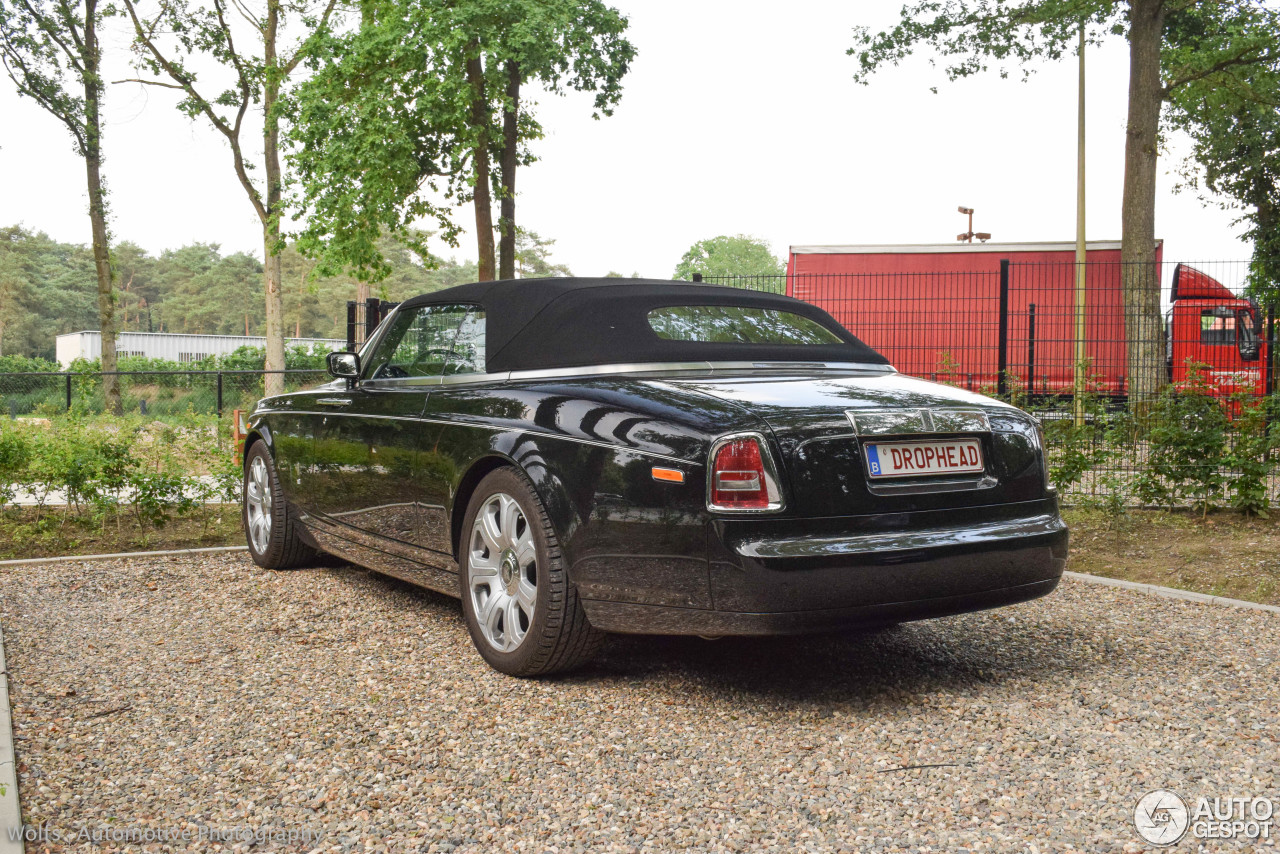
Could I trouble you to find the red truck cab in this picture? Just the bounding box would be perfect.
[1167,264,1266,398]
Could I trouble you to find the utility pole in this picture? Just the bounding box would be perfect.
[1074,22,1088,426]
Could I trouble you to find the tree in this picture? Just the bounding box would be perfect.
[288,0,633,284]
[673,235,785,281]
[1164,4,1280,303]
[852,0,1280,401]
[119,0,341,396]
[514,228,571,277]
[1,0,122,411]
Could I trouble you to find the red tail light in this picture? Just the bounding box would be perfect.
[709,435,782,511]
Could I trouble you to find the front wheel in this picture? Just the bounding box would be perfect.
[459,468,602,677]
[243,441,317,569]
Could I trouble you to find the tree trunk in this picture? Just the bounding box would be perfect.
[262,0,286,397]
[82,0,120,415]
[1120,0,1166,404]
[466,51,496,281]
[498,60,520,280]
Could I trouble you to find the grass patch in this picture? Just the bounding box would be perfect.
[0,505,242,560]
[1064,507,1280,607]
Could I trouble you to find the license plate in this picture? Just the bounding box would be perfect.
[864,439,984,479]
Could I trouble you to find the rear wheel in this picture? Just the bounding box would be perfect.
[243,441,317,569]
[459,468,602,676]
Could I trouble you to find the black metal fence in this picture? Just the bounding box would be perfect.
[706,260,1273,403]
[3,260,1278,508]
[710,260,1279,508]
[0,370,329,418]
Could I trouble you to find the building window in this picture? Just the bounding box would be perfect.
[178,352,209,363]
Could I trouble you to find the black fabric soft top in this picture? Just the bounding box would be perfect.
[396,277,888,373]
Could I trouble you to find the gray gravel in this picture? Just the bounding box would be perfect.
[0,554,1276,853]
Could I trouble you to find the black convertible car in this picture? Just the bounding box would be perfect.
[242,278,1067,676]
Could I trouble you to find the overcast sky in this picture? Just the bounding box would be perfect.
[0,0,1253,280]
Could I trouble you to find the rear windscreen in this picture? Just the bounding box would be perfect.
[648,305,844,346]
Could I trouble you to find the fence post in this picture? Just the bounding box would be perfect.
[1267,304,1276,401]
[365,297,381,336]
[346,301,358,352]
[997,259,1010,396]
[1026,303,1037,398]
[65,372,72,411]
[216,371,224,417]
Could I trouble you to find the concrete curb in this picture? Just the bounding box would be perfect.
[1064,570,1280,615]
[0,545,247,568]
[0,626,23,853]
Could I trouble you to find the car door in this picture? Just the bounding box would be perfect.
[310,303,475,555]
[417,306,502,556]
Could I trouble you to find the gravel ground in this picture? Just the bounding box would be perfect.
[0,554,1276,853]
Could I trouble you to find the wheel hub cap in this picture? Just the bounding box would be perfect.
[500,549,518,589]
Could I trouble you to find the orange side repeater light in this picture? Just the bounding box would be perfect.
[651,467,685,484]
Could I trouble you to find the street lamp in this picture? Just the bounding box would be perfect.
[956,207,991,243]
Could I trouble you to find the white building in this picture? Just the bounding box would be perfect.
[55,331,345,368]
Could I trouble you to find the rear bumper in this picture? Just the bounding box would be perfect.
[580,497,1068,636]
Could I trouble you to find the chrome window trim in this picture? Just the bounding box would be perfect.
[706,431,786,514]
[504,360,897,382]
[351,360,895,389]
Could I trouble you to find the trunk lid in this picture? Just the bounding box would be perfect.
[671,371,1046,516]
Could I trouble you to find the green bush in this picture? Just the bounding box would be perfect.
[1224,394,1277,517]
[1133,367,1229,514]
[1039,360,1115,496]
[0,413,241,530]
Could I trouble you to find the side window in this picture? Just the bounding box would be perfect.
[363,304,473,379]
[1200,309,1237,346]
[445,308,487,375]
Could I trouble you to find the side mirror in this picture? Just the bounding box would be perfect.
[327,351,361,381]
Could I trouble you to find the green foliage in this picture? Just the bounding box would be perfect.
[673,235,785,282]
[1041,362,1113,495]
[287,0,634,281]
[514,228,571,278]
[0,226,487,355]
[0,226,100,360]
[1164,5,1280,305]
[0,413,240,530]
[1224,394,1277,516]
[1133,366,1230,514]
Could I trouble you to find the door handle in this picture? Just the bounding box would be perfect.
[317,398,352,406]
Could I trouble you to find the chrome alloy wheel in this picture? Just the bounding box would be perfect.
[245,455,273,554]
[467,492,537,653]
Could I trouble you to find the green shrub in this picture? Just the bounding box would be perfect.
[1133,366,1229,514]
[1040,360,1113,495]
[1224,394,1277,517]
[0,413,240,531]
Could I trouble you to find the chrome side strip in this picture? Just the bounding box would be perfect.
[278,411,696,465]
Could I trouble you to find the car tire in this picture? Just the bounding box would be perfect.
[242,441,317,570]
[459,468,603,677]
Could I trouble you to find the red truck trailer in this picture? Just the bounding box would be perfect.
[786,241,1268,400]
